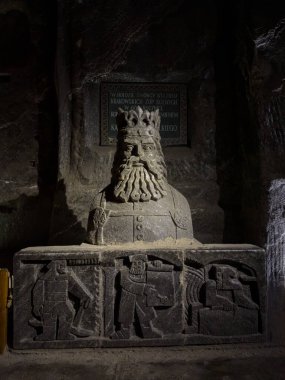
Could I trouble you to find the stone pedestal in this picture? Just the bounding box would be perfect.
[13,243,266,349]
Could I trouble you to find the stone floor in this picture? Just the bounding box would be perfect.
[0,344,285,379]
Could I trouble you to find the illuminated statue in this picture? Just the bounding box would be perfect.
[87,106,193,244]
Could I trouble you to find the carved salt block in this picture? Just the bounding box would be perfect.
[13,244,266,349]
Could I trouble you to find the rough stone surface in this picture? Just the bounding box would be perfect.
[0,0,285,350]
[0,2,283,249]
[13,244,265,349]
[0,2,58,251]
[266,180,285,344]
[1,345,285,380]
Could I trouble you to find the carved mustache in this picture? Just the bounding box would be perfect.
[119,156,163,180]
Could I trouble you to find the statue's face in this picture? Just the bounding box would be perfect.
[112,134,167,202]
[123,136,157,162]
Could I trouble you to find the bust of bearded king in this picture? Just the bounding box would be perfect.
[87,106,194,245]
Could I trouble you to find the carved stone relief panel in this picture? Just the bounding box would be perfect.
[13,246,266,348]
[30,259,94,341]
[105,253,183,340]
[185,261,260,336]
[14,253,102,347]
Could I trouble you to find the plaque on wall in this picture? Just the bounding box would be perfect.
[101,83,187,145]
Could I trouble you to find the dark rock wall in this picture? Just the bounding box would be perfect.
[0,1,58,261]
[251,2,285,343]
[0,1,285,342]
[215,0,285,342]
[51,0,223,245]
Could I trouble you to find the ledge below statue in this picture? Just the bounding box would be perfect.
[13,243,266,349]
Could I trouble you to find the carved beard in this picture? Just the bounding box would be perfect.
[113,157,167,203]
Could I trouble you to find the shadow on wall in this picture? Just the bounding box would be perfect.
[48,179,87,246]
[214,1,263,245]
[0,2,58,267]
[0,192,52,272]
[0,179,88,271]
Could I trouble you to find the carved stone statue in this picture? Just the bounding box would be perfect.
[87,106,194,245]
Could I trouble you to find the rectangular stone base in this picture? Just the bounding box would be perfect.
[13,243,266,349]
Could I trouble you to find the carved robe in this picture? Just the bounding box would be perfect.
[87,184,193,245]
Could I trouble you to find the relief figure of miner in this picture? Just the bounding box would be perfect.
[112,254,162,339]
[87,106,194,245]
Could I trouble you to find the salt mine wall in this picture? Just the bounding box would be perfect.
[0,0,285,343]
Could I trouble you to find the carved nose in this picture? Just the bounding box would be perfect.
[132,145,142,156]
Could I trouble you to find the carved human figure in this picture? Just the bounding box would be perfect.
[112,254,174,339]
[185,263,259,335]
[30,260,93,341]
[87,106,194,245]
[205,265,259,311]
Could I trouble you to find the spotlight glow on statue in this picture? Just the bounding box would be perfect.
[87,106,194,245]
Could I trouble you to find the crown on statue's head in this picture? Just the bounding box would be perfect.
[116,106,161,139]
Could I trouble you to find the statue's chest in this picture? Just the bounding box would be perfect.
[102,197,177,244]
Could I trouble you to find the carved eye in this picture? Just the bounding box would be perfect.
[143,118,149,125]
[142,145,154,151]
[126,145,133,151]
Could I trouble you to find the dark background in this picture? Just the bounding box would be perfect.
[0,0,285,342]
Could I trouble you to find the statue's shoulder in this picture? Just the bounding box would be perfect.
[168,184,191,212]
[168,185,193,236]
